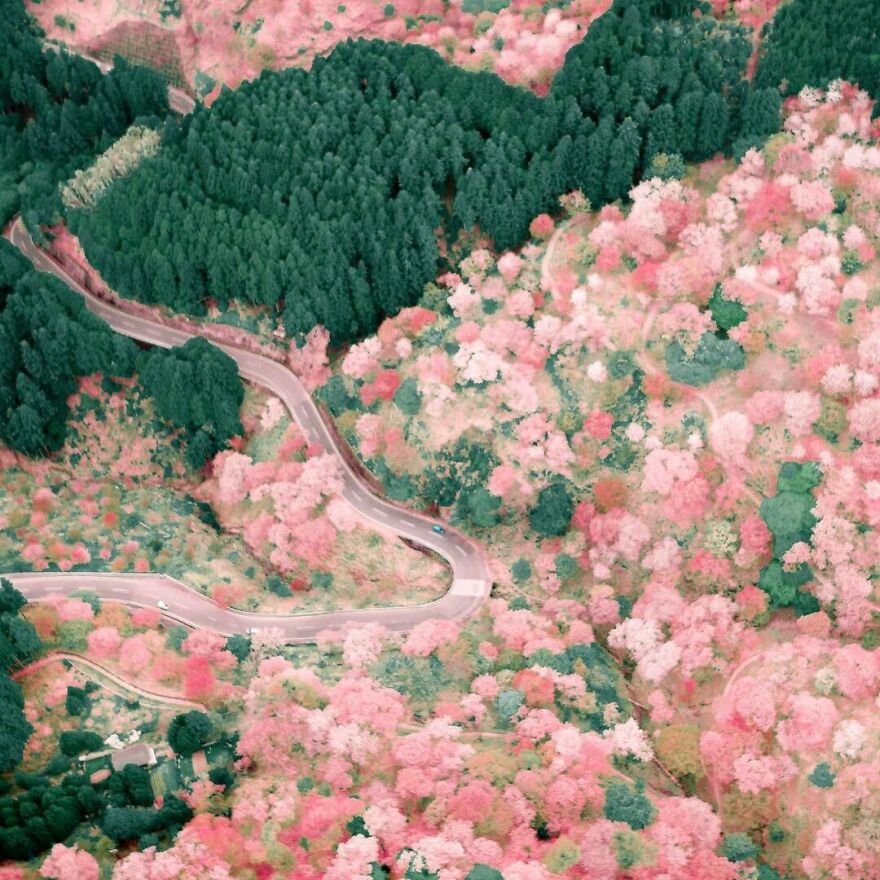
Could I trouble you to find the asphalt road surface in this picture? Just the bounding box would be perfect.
[5,217,492,643]
[44,45,197,115]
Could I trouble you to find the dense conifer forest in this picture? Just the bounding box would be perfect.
[755,0,880,107]
[0,240,138,457]
[70,0,782,344]
[0,240,242,465]
[0,580,40,778]
[0,0,170,232]
[4,0,879,349]
[139,337,244,470]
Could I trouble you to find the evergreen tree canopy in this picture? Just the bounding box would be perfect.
[0,239,138,456]
[529,482,574,537]
[167,710,212,756]
[59,730,104,757]
[757,462,821,611]
[0,578,26,616]
[0,580,38,774]
[0,773,102,860]
[755,0,880,111]
[138,337,244,469]
[0,243,243,468]
[106,765,155,808]
[65,685,91,718]
[0,676,32,773]
[101,793,193,844]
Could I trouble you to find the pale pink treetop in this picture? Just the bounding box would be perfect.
[111,841,235,880]
[402,619,461,657]
[497,252,524,281]
[342,336,382,379]
[447,283,482,318]
[86,626,121,659]
[39,845,99,880]
[287,325,331,390]
[709,411,754,465]
[641,447,700,496]
[603,718,654,761]
[52,598,94,622]
[341,623,388,670]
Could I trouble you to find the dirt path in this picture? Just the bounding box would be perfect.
[13,652,207,711]
[542,217,726,441]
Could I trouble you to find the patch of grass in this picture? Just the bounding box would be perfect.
[150,759,182,799]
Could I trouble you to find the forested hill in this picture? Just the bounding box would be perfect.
[0,238,243,465]
[70,0,783,346]
[0,0,170,233]
[755,0,880,108]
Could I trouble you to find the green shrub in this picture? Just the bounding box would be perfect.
[393,378,422,415]
[511,558,532,583]
[529,483,573,537]
[603,781,656,830]
[266,575,292,597]
[720,832,759,862]
[59,730,104,757]
[167,711,212,757]
[808,762,835,788]
[555,553,579,580]
[666,333,745,386]
[465,866,504,880]
[225,634,251,662]
[759,491,818,556]
[495,689,524,723]
[707,285,747,336]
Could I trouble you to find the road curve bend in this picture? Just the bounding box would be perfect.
[4,217,492,643]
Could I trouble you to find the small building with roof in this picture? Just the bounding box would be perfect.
[110,743,157,772]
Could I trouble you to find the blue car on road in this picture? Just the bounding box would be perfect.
[432,524,445,535]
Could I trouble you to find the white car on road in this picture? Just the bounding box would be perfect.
[156,600,169,611]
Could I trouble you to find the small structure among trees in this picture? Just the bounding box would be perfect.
[110,743,157,772]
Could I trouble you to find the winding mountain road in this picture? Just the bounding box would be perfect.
[4,217,492,643]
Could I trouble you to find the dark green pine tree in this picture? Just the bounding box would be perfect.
[736,87,783,150]
[695,91,730,160]
[674,90,704,158]
[579,115,616,206]
[604,117,643,202]
[646,102,677,159]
